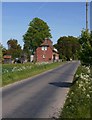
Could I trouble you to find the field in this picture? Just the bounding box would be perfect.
[2,61,63,86]
[60,65,92,118]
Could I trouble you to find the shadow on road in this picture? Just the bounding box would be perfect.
[49,82,73,88]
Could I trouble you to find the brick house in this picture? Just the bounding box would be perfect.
[35,38,59,62]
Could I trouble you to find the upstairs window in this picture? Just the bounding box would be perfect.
[42,46,47,51]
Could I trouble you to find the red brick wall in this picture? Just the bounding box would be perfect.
[36,46,53,62]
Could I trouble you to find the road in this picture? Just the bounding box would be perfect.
[2,61,80,118]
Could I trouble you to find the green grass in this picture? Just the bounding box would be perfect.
[60,65,92,118]
[2,62,64,86]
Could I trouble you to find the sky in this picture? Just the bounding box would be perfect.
[2,1,91,48]
[90,1,92,30]
[1,0,92,2]
[0,2,2,45]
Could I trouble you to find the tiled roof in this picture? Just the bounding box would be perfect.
[3,55,12,59]
[40,38,52,46]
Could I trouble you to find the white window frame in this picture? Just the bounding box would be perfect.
[42,46,47,51]
[43,55,45,58]
[45,46,47,50]
[42,46,44,51]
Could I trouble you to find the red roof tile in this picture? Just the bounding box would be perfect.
[3,55,12,59]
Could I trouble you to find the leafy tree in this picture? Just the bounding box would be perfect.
[6,39,22,59]
[0,43,3,62]
[23,17,52,58]
[78,30,92,66]
[0,43,7,62]
[2,46,7,56]
[55,36,80,60]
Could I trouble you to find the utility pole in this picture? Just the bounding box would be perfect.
[86,0,88,30]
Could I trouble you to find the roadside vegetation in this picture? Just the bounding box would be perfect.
[60,30,92,119]
[2,61,63,86]
[60,65,92,118]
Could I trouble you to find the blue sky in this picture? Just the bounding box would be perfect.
[2,2,90,48]
[90,1,92,30]
[0,2,2,45]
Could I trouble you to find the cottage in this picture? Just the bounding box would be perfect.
[35,38,59,62]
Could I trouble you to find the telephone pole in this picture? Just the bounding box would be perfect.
[86,0,88,30]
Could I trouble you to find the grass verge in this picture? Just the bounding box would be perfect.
[2,62,64,86]
[60,65,92,119]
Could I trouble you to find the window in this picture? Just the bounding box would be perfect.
[42,46,47,51]
[43,55,45,58]
[42,47,44,50]
[45,46,47,50]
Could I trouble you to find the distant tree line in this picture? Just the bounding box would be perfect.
[54,36,80,61]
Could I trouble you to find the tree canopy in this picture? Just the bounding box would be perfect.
[4,39,22,59]
[55,36,80,60]
[23,17,52,57]
[0,43,3,62]
[78,30,92,66]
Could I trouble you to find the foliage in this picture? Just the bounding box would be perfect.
[0,43,2,62]
[0,43,6,62]
[4,39,22,59]
[55,36,80,60]
[60,65,92,118]
[23,17,52,58]
[2,61,63,86]
[78,30,92,66]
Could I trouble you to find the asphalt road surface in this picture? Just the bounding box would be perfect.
[2,61,80,118]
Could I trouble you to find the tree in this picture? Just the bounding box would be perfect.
[55,36,80,60]
[23,17,52,58]
[0,43,7,62]
[6,39,22,59]
[0,43,2,63]
[78,29,92,66]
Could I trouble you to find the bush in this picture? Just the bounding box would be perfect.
[60,65,92,118]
